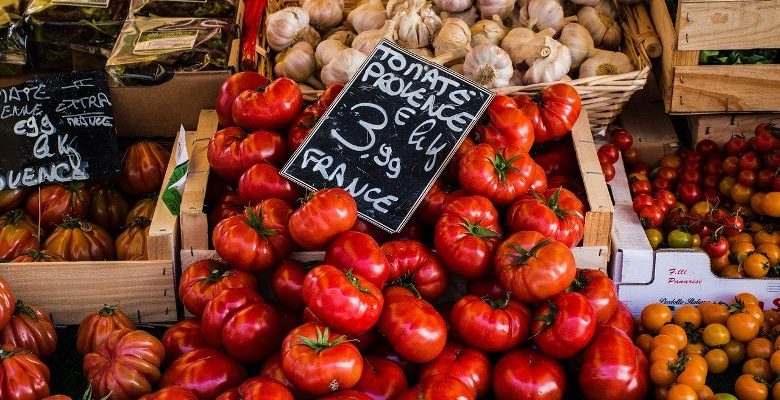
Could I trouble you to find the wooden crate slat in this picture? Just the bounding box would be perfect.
[147,129,187,262]
[677,0,780,50]
[671,65,780,113]
[180,110,219,251]
[687,113,780,144]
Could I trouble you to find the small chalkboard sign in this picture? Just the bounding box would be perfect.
[282,40,494,233]
[0,71,120,191]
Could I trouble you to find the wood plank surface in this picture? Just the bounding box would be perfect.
[180,110,219,252]
[671,65,780,113]
[678,0,780,50]
[688,113,780,144]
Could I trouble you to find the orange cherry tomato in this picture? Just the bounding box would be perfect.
[642,303,673,333]
[770,351,780,374]
[666,384,698,400]
[724,339,747,365]
[721,264,745,278]
[703,323,731,347]
[743,253,771,278]
[735,374,769,400]
[636,333,653,354]
[732,241,757,260]
[697,385,715,400]
[743,358,774,381]
[651,347,681,364]
[659,324,688,350]
[756,243,780,265]
[748,338,774,360]
[674,305,702,329]
[650,335,681,354]
[650,360,676,387]
[699,302,729,325]
[704,349,729,374]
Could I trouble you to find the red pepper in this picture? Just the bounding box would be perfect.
[240,0,266,71]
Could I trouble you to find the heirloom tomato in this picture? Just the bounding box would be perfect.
[459,144,542,206]
[26,183,90,229]
[353,355,409,400]
[567,269,618,324]
[115,216,150,261]
[395,375,474,400]
[532,139,579,177]
[83,329,165,400]
[260,351,295,392]
[0,345,50,400]
[492,348,566,400]
[324,231,389,288]
[417,180,466,226]
[0,301,56,359]
[604,301,635,338]
[302,265,383,335]
[178,259,259,317]
[351,218,388,242]
[494,231,576,304]
[216,72,270,127]
[0,188,27,213]
[232,77,303,130]
[237,163,302,205]
[215,377,294,400]
[271,260,309,312]
[11,249,63,262]
[532,292,596,359]
[319,390,373,400]
[378,295,447,363]
[380,240,448,300]
[420,341,491,398]
[139,387,198,400]
[87,185,128,233]
[451,294,531,353]
[507,187,585,248]
[287,105,322,152]
[161,319,206,366]
[484,95,534,152]
[126,197,156,223]
[513,83,581,144]
[434,196,502,279]
[208,127,287,182]
[281,323,363,395]
[289,188,358,250]
[161,348,247,400]
[118,141,171,195]
[43,217,114,261]
[76,305,135,356]
[209,191,246,227]
[0,210,39,261]
[212,199,293,271]
[579,326,649,400]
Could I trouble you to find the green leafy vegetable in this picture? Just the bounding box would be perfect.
[131,0,237,18]
[699,50,779,65]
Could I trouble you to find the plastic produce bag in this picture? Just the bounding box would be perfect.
[0,0,26,75]
[130,0,237,18]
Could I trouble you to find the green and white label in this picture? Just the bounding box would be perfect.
[134,30,197,55]
[162,125,189,216]
[51,0,110,8]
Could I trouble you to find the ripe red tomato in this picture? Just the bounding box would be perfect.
[237,163,302,205]
[395,374,474,400]
[703,158,723,175]
[764,152,780,170]
[178,259,259,317]
[76,305,135,357]
[513,83,581,144]
[281,323,363,395]
[507,187,585,248]
[722,214,745,236]
[302,265,383,335]
[651,177,670,191]
[0,277,14,331]
[416,180,466,226]
[696,139,719,155]
[598,144,620,165]
[161,348,247,400]
[324,231,390,289]
[271,260,309,312]
[351,218,389,243]
[722,156,740,176]
[654,190,677,211]
[459,144,542,206]
[494,231,576,304]
[216,72,270,127]
[118,141,171,195]
[83,329,165,400]
[631,194,655,215]
[87,185,128,233]
[492,348,566,400]
[259,352,296,393]
[757,168,775,190]
[208,191,246,228]
[753,132,776,153]
[738,151,761,171]
[161,319,206,366]
[212,199,293,272]
[703,174,720,189]
[629,180,652,197]
[353,355,409,400]
[378,295,447,363]
[443,137,475,185]
[232,77,302,131]
[603,301,635,339]
[452,291,531,353]
[679,168,702,184]
[532,292,596,359]
[318,390,373,400]
[201,288,281,364]
[289,188,358,250]
[207,127,288,182]
[0,188,28,213]
[0,301,56,359]
[287,105,321,152]
[138,386,199,400]
[0,345,50,400]
[434,196,502,279]
[380,240,448,301]
[579,326,649,400]
[567,269,617,325]
[467,277,507,299]
[725,136,750,156]
[483,96,534,152]
[0,210,39,262]
[419,342,490,398]
[26,183,90,229]
[677,183,702,206]
[610,128,634,151]
[532,139,579,177]
[215,377,294,400]
[701,235,729,258]
[43,217,114,261]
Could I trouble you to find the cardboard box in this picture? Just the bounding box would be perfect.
[609,154,780,315]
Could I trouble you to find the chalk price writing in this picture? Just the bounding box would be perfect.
[14,115,55,138]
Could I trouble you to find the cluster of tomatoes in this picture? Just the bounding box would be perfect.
[597,127,635,182]
[0,140,170,263]
[638,293,780,400]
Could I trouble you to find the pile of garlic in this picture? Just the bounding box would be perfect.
[265,0,634,88]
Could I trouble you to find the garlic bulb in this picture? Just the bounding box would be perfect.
[523,36,571,84]
[352,20,398,54]
[451,63,465,74]
[559,22,595,68]
[302,0,344,32]
[570,0,600,6]
[408,47,434,58]
[326,29,356,46]
[434,0,472,13]
[516,0,565,33]
[595,0,618,18]
[509,69,524,86]
[393,0,442,49]
[500,27,554,65]
[463,44,513,88]
[433,18,472,61]
[316,39,348,68]
[478,0,514,19]
[266,7,321,52]
[579,49,633,78]
[471,16,507,47]
[347,0,387,33]
[386,0,415,17]
[274,42,319,88]
[577,6,622,50]
[321,48,368,86]
[440,7,479,25]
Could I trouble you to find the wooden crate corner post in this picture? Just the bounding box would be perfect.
[180,110,219,253]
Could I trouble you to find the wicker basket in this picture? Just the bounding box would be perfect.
[258,0,652,133]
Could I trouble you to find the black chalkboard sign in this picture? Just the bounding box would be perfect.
[0,71,120,191]
[282,40,494,233]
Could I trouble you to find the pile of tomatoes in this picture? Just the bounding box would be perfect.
[0,140,171,263]
[615,122,780,278]
[638,293,780,400]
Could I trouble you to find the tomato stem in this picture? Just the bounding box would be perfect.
[490,152,521,183]
[98,304,119,317]
[461,219,500,239]
[531,300,557,337]
[507,240,550,266]
[482,292,512,310]
[198,261,234,284]
[243,207,277,237]
[344,269,372,295]
[387,276,422,298]
[297,326,353,354]
[13,300,38,321]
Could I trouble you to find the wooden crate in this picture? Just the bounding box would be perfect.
[687,113,779,144]
[0,131,191,326]
[650,0,780,113]
[180,110,613,272]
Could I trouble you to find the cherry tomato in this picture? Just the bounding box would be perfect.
[735,374,769,400]
[611,128,634,151]
[641,303,672,332]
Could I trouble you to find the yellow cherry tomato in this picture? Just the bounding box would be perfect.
[719,176,737,197]
[731,183,755,205]
[667,384,698,400]
[743,358,773,381]
[755,230,780,246]
[646,228,664,250]
[659,324,688,350]
[699,302,729,325]
[756,243,780,265]
[763,192,780,217]
[743,253,771,278]
[703,323,731,347]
